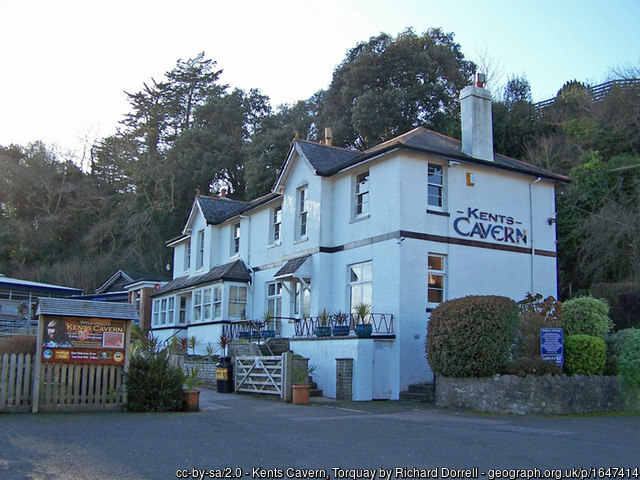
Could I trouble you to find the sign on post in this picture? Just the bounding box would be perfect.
[540,327,564,366]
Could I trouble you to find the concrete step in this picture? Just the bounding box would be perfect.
[400,383,435,403]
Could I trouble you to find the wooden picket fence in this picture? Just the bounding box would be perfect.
[0,353,33,413]
[1,353,126,413]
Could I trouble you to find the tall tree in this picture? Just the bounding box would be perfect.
[318,28,475,149]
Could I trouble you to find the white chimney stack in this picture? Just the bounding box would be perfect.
[460,73,494,162]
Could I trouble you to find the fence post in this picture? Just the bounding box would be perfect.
[282,351,292,403]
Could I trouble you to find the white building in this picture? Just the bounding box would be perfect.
[150,79,568,400]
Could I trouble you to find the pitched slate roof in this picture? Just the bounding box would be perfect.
[293,127,569,183]
[274,255,311,278]
[295,141,361,176]
[151,259,251,297]
[36,297,139,320]
[195,193,281,226]
[197,196,248,225]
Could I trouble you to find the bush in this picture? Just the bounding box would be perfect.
[564,334,606,375]
[426,295,520,377]
[605,328,640,375]
[562,296,613,339]
[591,282,640,330]
[616,330,640,387]
[126,338,184,412]
[0,335,37,356]
[505,294,563,376]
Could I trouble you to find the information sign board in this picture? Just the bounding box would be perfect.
[540,327,564,366]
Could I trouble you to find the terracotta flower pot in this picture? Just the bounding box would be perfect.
[292,385,311,405]
[182,389,200,412]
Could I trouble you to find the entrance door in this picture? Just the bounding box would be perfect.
[372,340,392,399]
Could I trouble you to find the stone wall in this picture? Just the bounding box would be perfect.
[436,374,640,415]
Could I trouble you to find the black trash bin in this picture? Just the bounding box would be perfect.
[216,356,234,393]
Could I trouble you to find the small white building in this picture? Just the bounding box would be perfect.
[150,79,568,400]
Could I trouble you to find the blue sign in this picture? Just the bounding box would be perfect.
[540,327,564,366]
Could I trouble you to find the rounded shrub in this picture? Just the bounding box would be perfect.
[426,295,520,377]
[617,331,640,387]
[605,328,640,375]
[126,340,184,412]
[564,334,606,375]
[562,296,613,339]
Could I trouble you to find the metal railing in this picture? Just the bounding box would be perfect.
[293,313,394,338]
[534,78,640,113]
[0,320,38,338]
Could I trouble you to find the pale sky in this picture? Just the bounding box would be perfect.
[1,0,639,158]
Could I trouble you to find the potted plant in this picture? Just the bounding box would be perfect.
[261,311,276,338]
[331,311,350,336]
[352,302,373,337]
[291,362,317,405]
[315,309,331,337]
[182,365,204,412]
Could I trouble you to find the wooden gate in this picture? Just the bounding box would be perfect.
[235,353,290,399]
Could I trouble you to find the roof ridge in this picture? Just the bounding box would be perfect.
[295,139,358,153]
[198,195,248,205]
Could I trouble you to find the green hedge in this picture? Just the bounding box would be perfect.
[426,295,519,377]
[617,330,640,387]
[564,334,606,375]
[562,296,613,339]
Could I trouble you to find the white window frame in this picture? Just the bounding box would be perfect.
[296,186,308,239]
[427,254,446,305]
[178,296,188,324]
[270,205,282,245]
[213,284,222,319]
[228,285,248,319]
[196,229,205,270]
[231,222,240,256]
[266,282,283,317]
[154,296,175,326]
[184,240,191,272]
[193,290,203,323]
[353,170,370,218]
[348,261,372,311]
[293,281,311,319]
[427,163,444,209]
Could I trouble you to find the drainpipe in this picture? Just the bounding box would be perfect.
[240,215,253,320]
[529,177,542,294]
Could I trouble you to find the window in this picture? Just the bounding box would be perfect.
[213,285,222,318]
[232,222,240,255]
[167,297,175,324]
[428,163,444,208]
[297,186,308,238]
[193,290,202,322]
[228,285,247,318]
[349,261,372,311]
[152,299,159,326]
[196,229,205,269]
[293,282,311,319]
[354,170,370,217]
[270,205,282,244]
[266,282,283,317]
[428,254,446,304]
[184,240,191,271]
[154,297,175,326]
[202,287,212,321]
[178,296,188,324]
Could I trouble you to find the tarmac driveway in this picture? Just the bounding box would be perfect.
[1,388,638,480]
